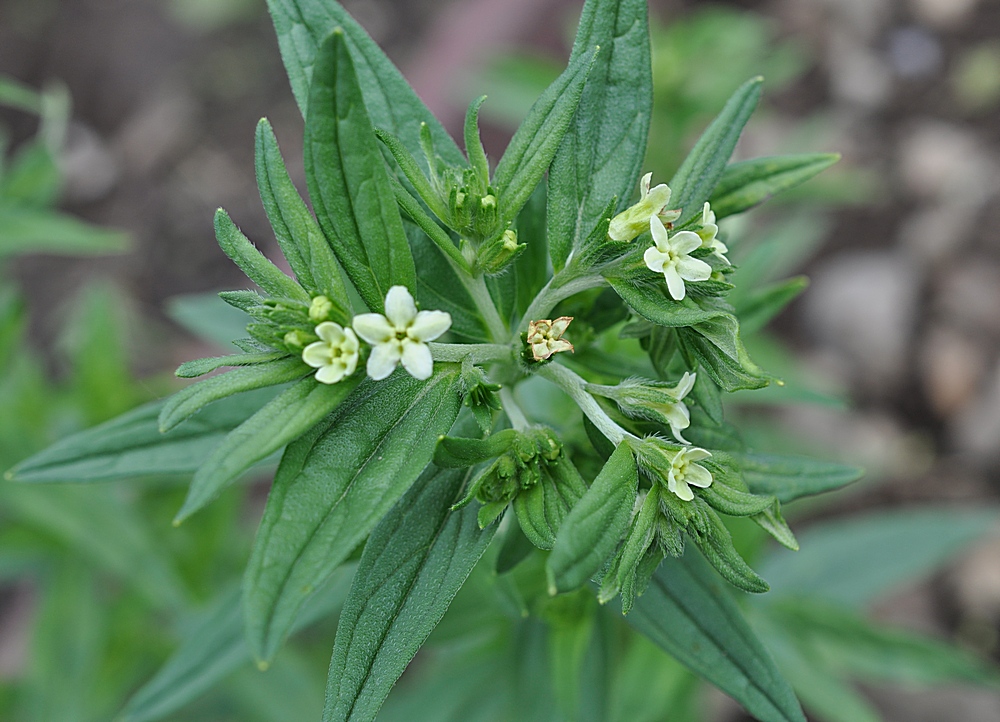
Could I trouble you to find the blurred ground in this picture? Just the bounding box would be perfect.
[2,0,1000,720]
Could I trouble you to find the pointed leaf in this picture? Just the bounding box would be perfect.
[737,452,863,503]
[709,153,840,219]
[214,208,309,302]
[244,367,462,663]
[513,456,588,550]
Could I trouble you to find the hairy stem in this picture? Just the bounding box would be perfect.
[429,342,513,364]
[462,272,508,342]
[517,272,605,334]
[499,386,530,430]
[535,362,633,445]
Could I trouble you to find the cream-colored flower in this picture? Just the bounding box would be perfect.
[302,322,359,384]
[607,172,682,242]
[352,286,452,380]
[643,216,713,301]
[696,202,729,264]
[308,295,334,322]
[667,446,713,501]
[527,316,574,361]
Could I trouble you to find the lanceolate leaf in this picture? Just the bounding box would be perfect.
[513,457,588,550]
[677,314,769,392]
[323,466,496,722]
[737,452,863,503]
[709,153,840,219]
[607,277,730,328]
[244,367,462,663]
[265,0,465,168]
[547,0,652,271]
[7,389,277,483]
[214,209,310,303]
[255,118,350,311]
[175,375,360,523]
[493,46,598,229]
[668,77,762,227]
[627,551,806,722]
[304,30,416,313]
[0,206,128,258]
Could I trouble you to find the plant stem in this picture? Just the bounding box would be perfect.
[517,272,604,334]
[499,386,530,430]
[535,362,633,445]
[428,342,513,364]
[462,272,508,342]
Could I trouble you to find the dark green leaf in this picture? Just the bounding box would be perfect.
[244,367,461,663]
[214,208,309,302]
[668,77,762,227]
[304,30,416,313]
[547,0,652,270]
[176,351,290,379]
[433,429,517,468]
[628,550,805,722]
[735,276,808,335]
[513,456,588,550]
[737,452,863,503]
[676,314,769,391]
[322,466,496,722]
[607,277,729,328]
[710,153,840,219]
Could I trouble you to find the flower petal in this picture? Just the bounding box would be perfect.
[683,447,712,462]
[640,172,652,198]
[342,327,360,353]
[384,285,417,330]
[352,313,395,344]
[649,214,669,248]
[315,363,346,385]
[670,475,694,501]
[644,245,668,273]
[669,230,701,255]
[315,321,345,344]
[645,183,672,215]
[367,341,401,380]
[676,256,713,282]
[550,316,573,337]
[685,463,713,488]
[408,310,452,342]
[400,339,433,380]
[302,341,332,369]
[674,371,696,400]
[664,264,686,301]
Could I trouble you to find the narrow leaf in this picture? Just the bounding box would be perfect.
[738,452,863,503]
[176,351,289,378]
[513,456,588,550]
[244,367,462,663]
[0,206,127,257]
[709,153,840,219]
[322,466,496,722]
[607,277,730,328]
[214,208,309,302]
[304,29,416,313]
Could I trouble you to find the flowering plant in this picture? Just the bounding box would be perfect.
[8,1,870,720]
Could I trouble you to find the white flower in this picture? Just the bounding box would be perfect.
[608,172,682,242]
[302,322,360,384]
[643,216,713,301]
[608,372,695,444]
[352,286,452,380]
[697,202,729,264]
[667,446,713,501]
[527,316,574,361]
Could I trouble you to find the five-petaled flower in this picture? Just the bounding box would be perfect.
[527,316,574,361]
[667,446,713,501]
[302,322,360,384]
[352,286,452,380]
[607,172,682,242]
[697,202,729,264]
[643,216,713,301]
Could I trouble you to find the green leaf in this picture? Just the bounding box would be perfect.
[120,567,354,722]
[322,465,496,722]
[176,351,290,378]
[513,455,588,550]
[488,183,549,326]
[1,141,60,207]
[668,77,762,227]
[7,389,276,483]
[0,75,42,113]
[244,366,462,663]
[676,314,769,391]
[0,206,127,257]
[547,0,652,270]
[433,429,517,468]
[159,356,306,432]
[255,118,350,311]
[606,277,729,328]
[737,452,863,503]
[214,208,309,302]
[627,550,806,722]
[709,153,840,219]
[735,276,808,335]
[264,0,465,167]
[167,292,251,346]
[493,46,598,229]
[548,442,638,594]
[757,508,997,608]
[304,30,416,313]
[175,375,360,522]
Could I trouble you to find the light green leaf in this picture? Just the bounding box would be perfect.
[758,508,998,608]
[255,118,350,312]
[547,0,652,270]
[548,442,638,594]
[709,153,840,219]
[677,314,769,391]
[214,208,309,302]
[606,276,730,328]
[513,455,588,550]
[322,465,496,722]
[7,389,276,483]
[244,366,462,663]
[627,550,806,722]
[176,351,290,378]
[175,375,360,522]
[738,452,863,503]
[735,276,809,335]
[167,292,251,346]
[493,46,598,229]
[668,77,762,227]
[304,30,416,313]
[0,206,127,257]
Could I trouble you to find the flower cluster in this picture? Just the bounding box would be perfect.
[303,285,452,384]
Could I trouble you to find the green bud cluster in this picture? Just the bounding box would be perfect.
[459,357,502,434]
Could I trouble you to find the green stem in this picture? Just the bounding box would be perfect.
[462,272,508,342]
[428,342,513,364]
[536,362,633,445]
[517,272,604,334]
[499,386,530,430]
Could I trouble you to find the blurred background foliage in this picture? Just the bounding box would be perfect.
[2,0,1000,720]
